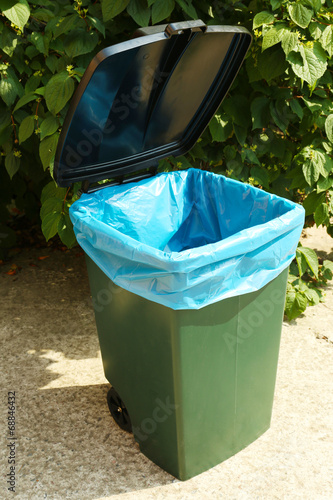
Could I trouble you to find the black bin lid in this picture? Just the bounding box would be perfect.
[54,20,251,188]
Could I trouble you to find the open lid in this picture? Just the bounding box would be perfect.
[54,20,251,188]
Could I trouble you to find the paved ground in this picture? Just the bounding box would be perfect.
[0,228,332,499]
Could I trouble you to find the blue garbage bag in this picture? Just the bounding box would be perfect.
[70,168,305,309]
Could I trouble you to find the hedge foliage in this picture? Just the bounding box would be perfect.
[1,0,333,317]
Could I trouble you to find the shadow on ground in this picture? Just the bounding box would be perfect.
[1,247,174,498]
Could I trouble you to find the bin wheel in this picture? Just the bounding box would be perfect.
[107,387,132,433]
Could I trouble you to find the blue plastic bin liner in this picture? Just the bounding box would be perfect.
[70,168,305,309]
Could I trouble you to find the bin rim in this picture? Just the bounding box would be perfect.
[71,168,305,273]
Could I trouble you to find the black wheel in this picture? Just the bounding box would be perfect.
[107,387,132,433]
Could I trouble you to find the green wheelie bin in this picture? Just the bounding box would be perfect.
[86,257,289,480]
[53,20,305,480]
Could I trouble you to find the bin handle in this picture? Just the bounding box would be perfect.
[164,20,207,38]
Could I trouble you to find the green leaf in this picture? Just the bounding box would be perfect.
[40,115,59,140]
[281,30,298,56]
[270,0,282,11]
[31,31,49,55]
[322,260,333,280]
[175,155,192,169]
[127,0,150,26]
[290,98,304,120]
[251,96,270,129]
[64,29,99,58]
[41,211,62,241]
[18,115,34,144]
[1,28,18,56]
[294,292,308,315]
[325,114,333,143]
[303,0,322,13]
[314,202,329,226]
[251,166,269,186]
[327,223,333,238]
[304,287,320,305]
[0,75,18,106]
[225,159,243,176]
[295,248,308,277]
[40,196,63,221]
[102,0,130,21]
[302,160,317,186]
[253,11,275,29]
[258,46,288,82]
[313,88,328,99]
[25,44,38,59]
[288,43,327,87]
[13,91,37,112]
[297,246,318,278]
[209,114,231,142]
[223,95,251,128]
[176,0,197,19]
[323,259,333,272]
[234,124,247,146]
[0,109,10,131]
[303,191,325,215]
[25,74,41,93]
[5,151,20,179]
[223,145,236,161]
[53,14,80,38]
[58,213,77,248]
[87,16,106,38]
[45,72,74,115]
[269,101,289,132]
[288,3,313,29]
[246,54,262,83]
[45,54,57,74]
[245,150,261,166]
[301,149,327,185]
[41,181,66,204]
[32,7,54,23]
[309,21,325,40]
[302,96,321,113]
[39,133,59,170]
[0,111,11,146]
[285,289,308,320]
[152,0,174,24]
[317,176,333,193]
[189,141,207,161]
[320,25,333,57]
[323,155,333,176]
[262,27,284,51]
[1,0,30,30]
[34,87,45,96]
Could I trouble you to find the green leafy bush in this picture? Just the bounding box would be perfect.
[286,243,333,319]
[1,0,333,318]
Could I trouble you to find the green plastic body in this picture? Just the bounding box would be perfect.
[86,256,288,480]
